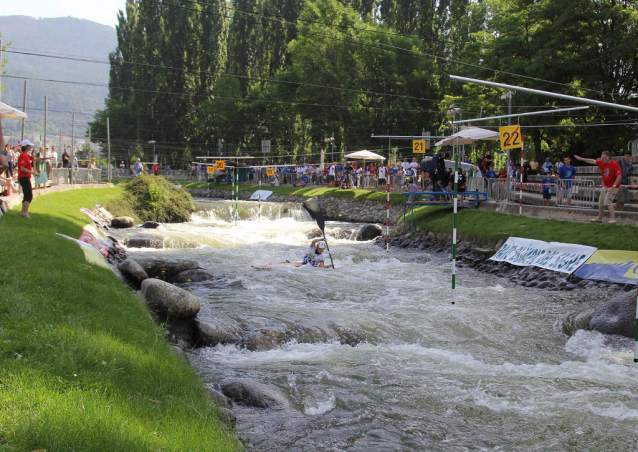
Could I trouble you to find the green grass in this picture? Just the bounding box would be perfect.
[0,187,241,452]
[404,205,638,250]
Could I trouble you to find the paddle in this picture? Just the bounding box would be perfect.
[314,211,335,268]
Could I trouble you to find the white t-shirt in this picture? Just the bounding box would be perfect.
[329,165,336,176]
[409,162,419,172]
[378,167,387,179]
[401,161,410,172]
[303,246,325,267]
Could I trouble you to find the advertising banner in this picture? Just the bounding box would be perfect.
[250,190,273,201]
[490,237,597,274]
[573,250,638,285]
[79,225,111,257]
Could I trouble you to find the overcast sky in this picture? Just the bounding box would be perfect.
[2,0,124,27]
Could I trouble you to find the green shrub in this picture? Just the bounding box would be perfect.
[121,175,194,223]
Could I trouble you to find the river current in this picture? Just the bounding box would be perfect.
[126,200,638,451]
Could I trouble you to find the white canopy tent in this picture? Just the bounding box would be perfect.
[0,101,27,119]
[434,126,498,147]
[343,150,386,160]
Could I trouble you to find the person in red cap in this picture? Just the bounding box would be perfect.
[574,151,622,223]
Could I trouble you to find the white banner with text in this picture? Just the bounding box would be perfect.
[490,237,597,274]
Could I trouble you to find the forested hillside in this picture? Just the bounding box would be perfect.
[88,0,638,167]
[0,16,116,142]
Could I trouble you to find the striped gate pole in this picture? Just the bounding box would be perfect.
[386,181,390,252]
[231,168,235,225]
[452,149,459,305]
[258,169,262,223]
[634,291,638,363]
[520,140,524,215]
[235,170,239,226]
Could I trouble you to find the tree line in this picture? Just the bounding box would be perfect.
[89,0,638,167]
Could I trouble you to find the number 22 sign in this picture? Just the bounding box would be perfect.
[499,125,522,150]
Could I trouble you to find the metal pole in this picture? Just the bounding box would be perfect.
[235,170,239,227]
[107,117,111,183]
[452,139,459,305]
[506,91,512,205]
[258,167,261,223]
[450,75,638,113]
[452,106,590,124]
[520,139,524,215]
[21,80,27,141]
[59,128,62,161]
[43,95,47,162]
[386,181,390,252]
[71,114,75,185]
[231,167,235,225]
[634,292,638,363]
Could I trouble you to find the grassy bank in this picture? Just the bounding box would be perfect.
[405,205,638,251]
[0,187,240,451]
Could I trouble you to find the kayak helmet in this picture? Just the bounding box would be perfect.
[317,241,326,249]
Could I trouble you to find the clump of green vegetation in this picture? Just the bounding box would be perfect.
[120,175,194,223]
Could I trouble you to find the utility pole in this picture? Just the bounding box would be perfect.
[70,114,75,185]
[21,80,27,141]
[43,96,48,157]
[107,117,111,183]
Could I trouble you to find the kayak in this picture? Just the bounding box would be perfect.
[252,262,302,270]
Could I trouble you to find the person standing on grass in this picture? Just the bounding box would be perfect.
[17,140,50,218]
[557,156,576,207]
[574,151,622,223]
[615,151,634,212]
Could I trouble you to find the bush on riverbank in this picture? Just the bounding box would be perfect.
[116,176,194,223]
[0,188,240,452]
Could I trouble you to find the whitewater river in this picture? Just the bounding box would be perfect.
[127,200,638,451]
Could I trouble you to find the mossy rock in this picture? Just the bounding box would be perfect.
[124,175,194,223]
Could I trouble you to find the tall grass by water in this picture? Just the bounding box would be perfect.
[0,187,241,451]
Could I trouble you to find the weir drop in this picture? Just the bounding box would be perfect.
[122,199,638,451]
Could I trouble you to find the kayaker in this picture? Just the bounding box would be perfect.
[302,238,330,267]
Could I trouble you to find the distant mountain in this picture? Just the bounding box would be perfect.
[0,15,116,146]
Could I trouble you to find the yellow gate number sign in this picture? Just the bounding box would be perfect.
[215,160,226,170]
[499,125,523,150]
[206,165,215,174]
[266,167,275,177]
[413,139,426,154]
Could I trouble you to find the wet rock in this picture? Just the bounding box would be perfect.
[563,284,577,291]
[205,384,233,408]
[357,224,383,241]
[117,258,148,289]
[196,317,243,347]
[562,310,595,336]
[216,407,236,428]
[133,257,200,280]
[537,281,552,289]
[171,269,223,284]
[127,235,164,249]
[623,283,637,292]
[110,216,135,228]
[140,221,161,229]
[578,280,590,288]
[526,281,539,288]
[169,345,187,359]
[589,289,637,338]
[219,378,293,410]
[141,279,201,319]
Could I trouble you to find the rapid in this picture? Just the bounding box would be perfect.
[128,199,638,451]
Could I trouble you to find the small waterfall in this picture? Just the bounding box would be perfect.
[193,200,312,223]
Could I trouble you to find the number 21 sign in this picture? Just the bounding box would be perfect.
[499,125,522,150]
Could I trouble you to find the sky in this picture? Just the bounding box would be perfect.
[1,0,125,28]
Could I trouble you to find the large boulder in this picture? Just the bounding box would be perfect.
[117,258,148,289]
[196,317,243,346]
[127,235,164,249]
[110,216,135,228]
[302,198,322,220]
[171,269,223,284]
[132,257,200,280]
[219,378,293,410]
[140,221,161,229]
[141,278,201,319]
[357,224,383,241]
[589,289,637,338]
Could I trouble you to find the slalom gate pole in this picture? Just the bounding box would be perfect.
[520,141,524,215]
[258,170,262,223]
[235,170,239,227]
[386,182,390,252]
[635,292,638,363]
[231,168,235,226]
[452,148,459,305]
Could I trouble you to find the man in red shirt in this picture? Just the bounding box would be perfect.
[574,150,622,223]
[17,140,49,219]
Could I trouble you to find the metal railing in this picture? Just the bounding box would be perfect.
[483,177,596,209]
[49,168,103,186]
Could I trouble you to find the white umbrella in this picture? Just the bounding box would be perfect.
[434,126,498,146]
[0,101,27,119]
[344,150,386,160]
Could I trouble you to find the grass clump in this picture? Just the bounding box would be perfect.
[0,187,241,452]
[118,175,194,223]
